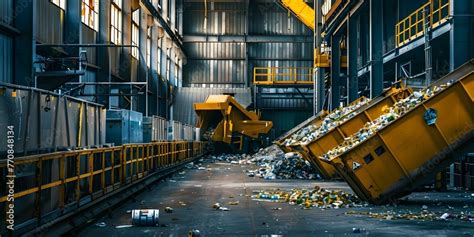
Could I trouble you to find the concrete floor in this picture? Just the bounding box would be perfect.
[79,160,474,237]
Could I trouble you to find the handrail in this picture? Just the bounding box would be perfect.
[253,67,313,85]
[395,0,450,48]
[0,141,206,227]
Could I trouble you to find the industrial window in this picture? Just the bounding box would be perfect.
[110,0,122,45]
[167,0,172,21]
[157,39,162,75]
[131,9,140,60]
[51,0,66,10]
[81,0,99,31]
[146,27,151,68]
[166,48,171,81]
[174,57,179,85]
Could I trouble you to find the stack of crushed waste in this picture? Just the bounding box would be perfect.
[212,145,319,179]
[282,97,371,146]
[321,82,452,160]
[252,186,362,209]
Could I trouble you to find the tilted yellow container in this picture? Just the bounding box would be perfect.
[290,85,413,178]
[274,110,327,153]
[323,61,474,204]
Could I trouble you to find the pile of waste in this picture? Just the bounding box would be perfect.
[252,186,362,209]
[321,82,452,160]
[212,145,319,179]
[346,210,474,222]
[282,97,371,146]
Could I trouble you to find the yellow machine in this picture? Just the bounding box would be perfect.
[194,95,273,153]
[322,61,474,204]
[291,83,413,179]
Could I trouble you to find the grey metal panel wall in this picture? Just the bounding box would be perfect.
[185,42,246,59]
[173,87,252,125]
[0,0,13,25]
[183,2,246,35]
[36,0,64,44]
[248,42,313,60]
[248,2,312,35]
[183,60,246,86]
[0,34,13,83]
[81,24,97,65]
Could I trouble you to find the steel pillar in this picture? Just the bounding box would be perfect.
[449,0,473,71]
[348,15,359,102]
[369,0,383,98]
[330,35,341,110]
[314,0,325,113]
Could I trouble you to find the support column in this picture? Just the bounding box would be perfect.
[330,35,341,110]
[65,0,81,55]
[97,0,111,106]
[314,0,325,113]
[348,16,359,102]
[369,0,383,98]
[14,0,35,86]
[449,0,473,71]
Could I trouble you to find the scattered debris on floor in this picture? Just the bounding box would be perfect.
[345,208,474,222]
[321,82,452,160]
[188,229,201,237]
[282,97,371,146]
[212,145,319,179]
[95,222,106,228]
[252,186,363,209]
[115,224,133,229]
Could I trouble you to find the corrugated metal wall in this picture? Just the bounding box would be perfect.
[248,1,312,35]
[183,1,247,87]
[0,0,13,25]
[0,0,13,86]
[81,25,97,65]
[180,0,314,129]
[173,87,252,125]
[36,0,64,44]
[183,2,246,35]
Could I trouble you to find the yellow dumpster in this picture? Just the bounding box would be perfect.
[292,83,413,179]
[274,110,328,153]
[322,61,474,204]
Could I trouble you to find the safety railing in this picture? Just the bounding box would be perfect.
[0,141,206,230]
[253,67,313,85]
[395,0,450,47]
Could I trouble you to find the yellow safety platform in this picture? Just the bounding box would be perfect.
[322,60,474,204]
[291,83,413,179]
[194,95,273,152]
